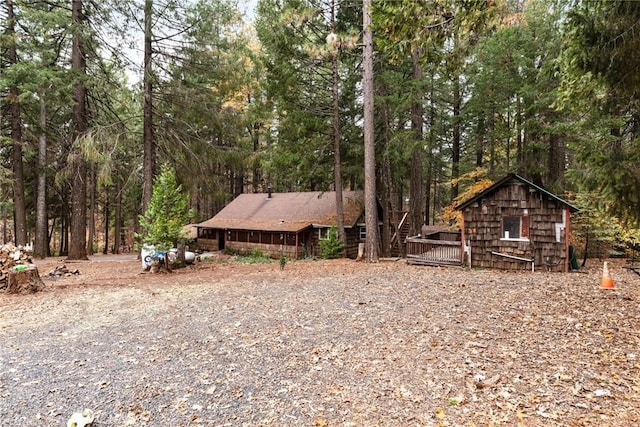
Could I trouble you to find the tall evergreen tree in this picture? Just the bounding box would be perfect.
[561,0,640,223]
[142,0,154,213]
[363,0,378,262]
[138,164,193,251]
[4,0,27,246]
[67,0,89,260]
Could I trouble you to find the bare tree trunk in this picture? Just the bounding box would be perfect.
[451,75,461,201]
[7,0,27,246]
[251,121,261,193]
[506,108,511,171]
[475,115,485,168]
[87,163,96,255]
[379,104,391,258]
[2,210,7,243]
[34,94,48,258]
[236,171,244,196]
[408,46,424,236]
[547,110,566,187]
[142,0,155,213]
[425,75,436,225]
[60,193,69,256]
[363,0,378,263]
[488,112,495,172]
[103,191,109,254]
[516,96,523,170]
[114,180,122,253]
[67,0,88,260]
[330,0,346,245]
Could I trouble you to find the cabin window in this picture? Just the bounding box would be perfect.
[261,232,274,245]
[286,233,296,246]
[502,215,529,240]
[318,228,328,240]
[359,226,366,241]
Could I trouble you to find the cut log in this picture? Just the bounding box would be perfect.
[6,266,45,294]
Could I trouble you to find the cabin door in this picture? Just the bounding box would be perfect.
[218,230,225,250]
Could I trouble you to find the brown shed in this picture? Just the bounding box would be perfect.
[455,174,579,272]
[196,191,367,259]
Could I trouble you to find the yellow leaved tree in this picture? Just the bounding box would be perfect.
[441,168,494,229]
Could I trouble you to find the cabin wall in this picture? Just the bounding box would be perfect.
[345,228,361,258]
[196,228,308,259]
[196,238,219,251]
[198,226,363,259]
[462,183,569,272]
[196,228,221,251]
[309,227,361,258]
[225,241,300,259]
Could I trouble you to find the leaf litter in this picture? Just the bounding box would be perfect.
[0,256,638,426]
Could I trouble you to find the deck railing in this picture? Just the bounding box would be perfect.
[405,236,462,266]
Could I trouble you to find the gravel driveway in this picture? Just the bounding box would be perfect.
[1,258,639,426]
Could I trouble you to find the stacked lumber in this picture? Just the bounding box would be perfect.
[0,243,44,294]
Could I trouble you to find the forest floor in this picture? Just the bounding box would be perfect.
[0,254,639,426]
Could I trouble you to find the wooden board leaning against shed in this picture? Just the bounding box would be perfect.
[456,174,579,272]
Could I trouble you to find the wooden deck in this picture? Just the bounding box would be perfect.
[405,236,463,266]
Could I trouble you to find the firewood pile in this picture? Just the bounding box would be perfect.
[0,243,43,293]
[0,243,33,287]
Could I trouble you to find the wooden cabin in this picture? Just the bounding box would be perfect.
[455,174,579,272]
[195,191,368,259]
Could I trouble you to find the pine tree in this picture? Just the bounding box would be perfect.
[138,165,194,251]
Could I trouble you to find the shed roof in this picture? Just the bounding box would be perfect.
[197,191,364,233]
[455,174,580,212]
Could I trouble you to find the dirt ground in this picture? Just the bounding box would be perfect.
[0,254,639,426]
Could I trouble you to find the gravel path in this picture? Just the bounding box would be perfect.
[1,258,639,426]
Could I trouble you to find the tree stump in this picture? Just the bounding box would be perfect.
[5,266,45,294]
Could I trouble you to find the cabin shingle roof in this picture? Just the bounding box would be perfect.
[455,174,579,212]
[197,191,364,232]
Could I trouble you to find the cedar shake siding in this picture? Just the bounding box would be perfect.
[456,174,579,272]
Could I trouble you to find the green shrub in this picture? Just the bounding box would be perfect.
[250,248,265,258]
[223,247,273,264]
[319,227,345,259]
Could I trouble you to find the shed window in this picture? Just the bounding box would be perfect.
[502,216,529,240]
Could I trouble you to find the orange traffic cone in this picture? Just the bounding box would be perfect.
[600,261,615,289]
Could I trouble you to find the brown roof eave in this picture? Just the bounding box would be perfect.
[197,221,312,233]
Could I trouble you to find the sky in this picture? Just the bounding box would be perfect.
[241,0,258,21]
